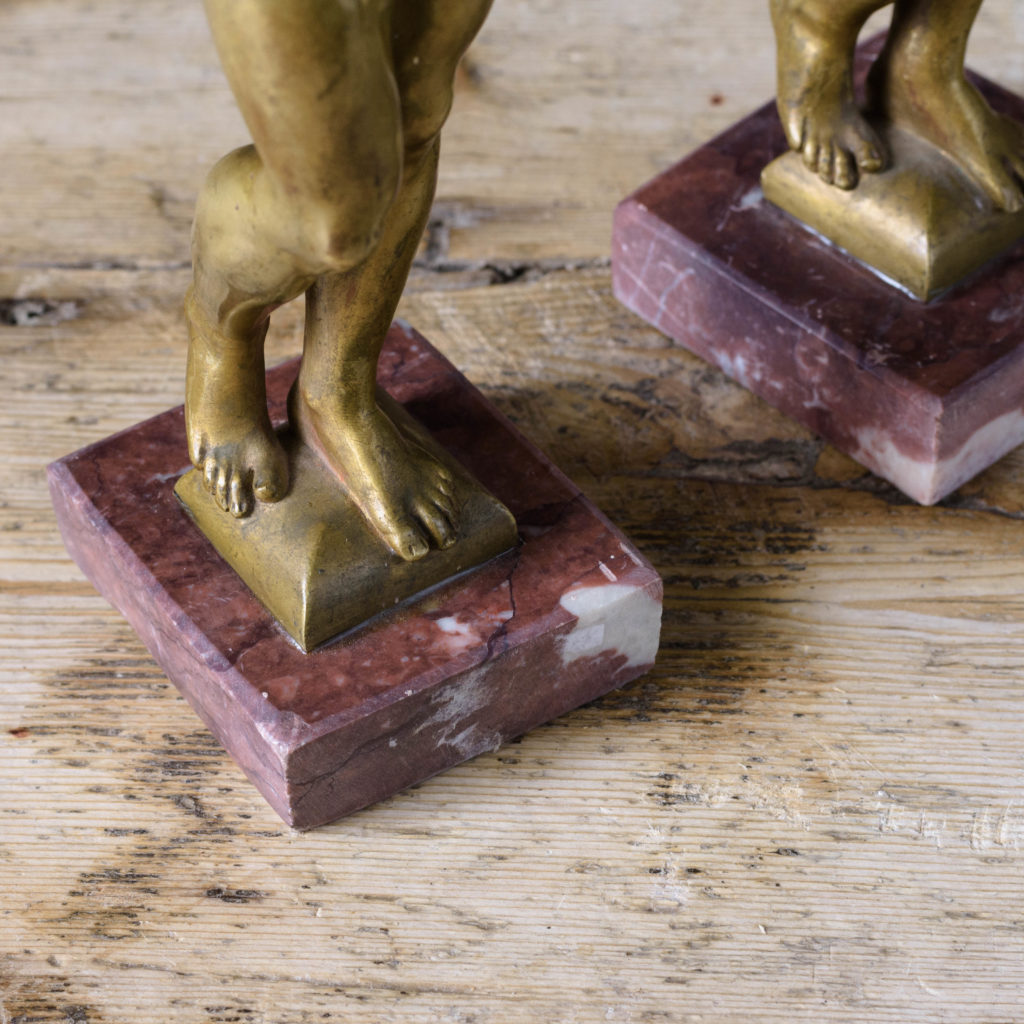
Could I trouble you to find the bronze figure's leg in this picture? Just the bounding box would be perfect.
[771,0,890,189]
[870,0,1024,211]
[186,0,401,517]
[291,0,495,561]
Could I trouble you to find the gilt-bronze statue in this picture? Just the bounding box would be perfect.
[772,0,1024,206]
[175,0,517,650]
[186,0,491,547]
[764,0,1024,298]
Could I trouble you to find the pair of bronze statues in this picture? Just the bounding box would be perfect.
[183,0,1022,624]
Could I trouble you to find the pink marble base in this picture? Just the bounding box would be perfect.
[48,323,662,829]
[612,44,1024,505]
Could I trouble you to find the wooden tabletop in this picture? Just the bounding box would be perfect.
[4,2,1024,1021]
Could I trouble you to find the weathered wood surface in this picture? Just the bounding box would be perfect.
[4,1,1024,1022]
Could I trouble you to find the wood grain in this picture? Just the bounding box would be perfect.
[4,2,1024,1022]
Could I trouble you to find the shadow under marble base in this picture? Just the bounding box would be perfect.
[612,45,1024,505]
[48,323,663,829]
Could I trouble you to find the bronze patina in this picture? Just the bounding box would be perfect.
[762,0,1024,299]
[175,0,517,650]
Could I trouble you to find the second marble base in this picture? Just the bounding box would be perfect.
[612,66,1024,505]
[49,324,663,829]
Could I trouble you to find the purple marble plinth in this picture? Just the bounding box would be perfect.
[48,324,662,829]
[612,53,1024,505]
